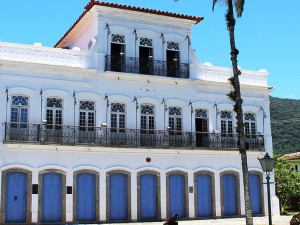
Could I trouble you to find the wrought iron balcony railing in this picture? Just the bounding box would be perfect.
[4,122,265,150]
[105,55,189,79]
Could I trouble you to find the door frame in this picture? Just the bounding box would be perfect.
[193,170,215,218]
[0,168,32,223]
[73,169,100,222]
[106,170,131,222]
[38,169,66,222]
[137,170,161,221]
[166,170,189,219]
[220,171,241,217]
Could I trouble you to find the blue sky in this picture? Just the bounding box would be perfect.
[0,0,299,99]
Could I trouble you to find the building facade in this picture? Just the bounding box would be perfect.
[0,1,280,223]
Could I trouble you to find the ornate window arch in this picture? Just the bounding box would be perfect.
[244,112,256,138]
[168,106,182,131]
[11,95,29,128]
[140,37,153,47]
[111,34,125,44]
[111,103,126,132]
[220,110,233,137]
[79,100,95,131]
[167,41,180,51]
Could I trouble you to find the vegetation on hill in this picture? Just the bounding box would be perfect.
[270,96,300,156]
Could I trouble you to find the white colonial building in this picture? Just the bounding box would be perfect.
[0,1,279,223]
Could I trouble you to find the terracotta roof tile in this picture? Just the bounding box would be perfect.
[55,1,203,48]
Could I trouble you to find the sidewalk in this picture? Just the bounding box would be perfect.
[105,216,292,225]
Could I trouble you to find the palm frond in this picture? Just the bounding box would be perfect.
[212,0,218,12]
[234,0,245,17]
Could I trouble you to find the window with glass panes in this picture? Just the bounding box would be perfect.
[46,98,63,129]
[244,112,256,138]
[168,107,182,131]
[111,103,126,132]
[79,101,95,131]
[140,105,155,133]
[220,111,233,137]
[11,96,29,128]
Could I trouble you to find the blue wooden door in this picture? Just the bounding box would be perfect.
[140,174,157,219]
[5,172,27,223]
[109,173,127,220]
[249,174,261,214]
[42,173,62,222]
[223,174,237,216]
[197,174,211,217]
[77,173,96,221]
[169,174,185,218]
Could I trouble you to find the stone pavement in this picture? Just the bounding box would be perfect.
[104,216,292,225]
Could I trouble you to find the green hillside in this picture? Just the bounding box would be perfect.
[270,96,300,156]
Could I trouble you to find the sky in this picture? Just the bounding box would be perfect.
[0,0,299,99]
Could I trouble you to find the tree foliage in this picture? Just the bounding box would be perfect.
[274,155,300,210]
[270,96,300,156]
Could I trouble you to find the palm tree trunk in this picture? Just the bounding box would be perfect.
[226,0,253,224]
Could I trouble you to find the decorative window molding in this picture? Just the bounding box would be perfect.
[12,96,28,106]
[111,103,126,113]
[221,111,232,119]
[167,41,179,51]
[140,37,152,47]
[195,109,208,118]
[47,98,62,108]
[141,105,154,115]
[111,34,125,44]
[80,101,95,111]
[168,107,181,116]
[245,112,255,121]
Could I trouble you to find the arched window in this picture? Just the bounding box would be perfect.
[140,104,155,133]
[168,107,182,131]
[79,101,95,131]
[195,109,209,147]
[244,112,256,138]
[166,41,180,78]
[110,34,126,72]
[46,98,63,130]
[220,111,233,137]
[111,103,126,132]
[11,95,29,128]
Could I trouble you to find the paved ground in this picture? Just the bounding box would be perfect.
[104,216,292,225]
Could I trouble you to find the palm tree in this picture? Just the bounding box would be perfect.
[212,0,253,224]
[175,0,253,223]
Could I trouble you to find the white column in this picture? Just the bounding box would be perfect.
[160,170,167,219]
[188,171,195,218]
[215,171,221,216]
[65,169,73,222]
[99,171,106,221]
[31,170,39,223]
[131,171,137,220]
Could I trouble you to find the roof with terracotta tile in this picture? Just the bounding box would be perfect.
[281,152,300,160]
[54,1,204,48]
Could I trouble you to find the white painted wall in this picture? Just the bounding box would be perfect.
[0,3,279,223]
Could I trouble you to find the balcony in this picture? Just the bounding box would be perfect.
[4,122,264,150]
[105,55,189,79]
